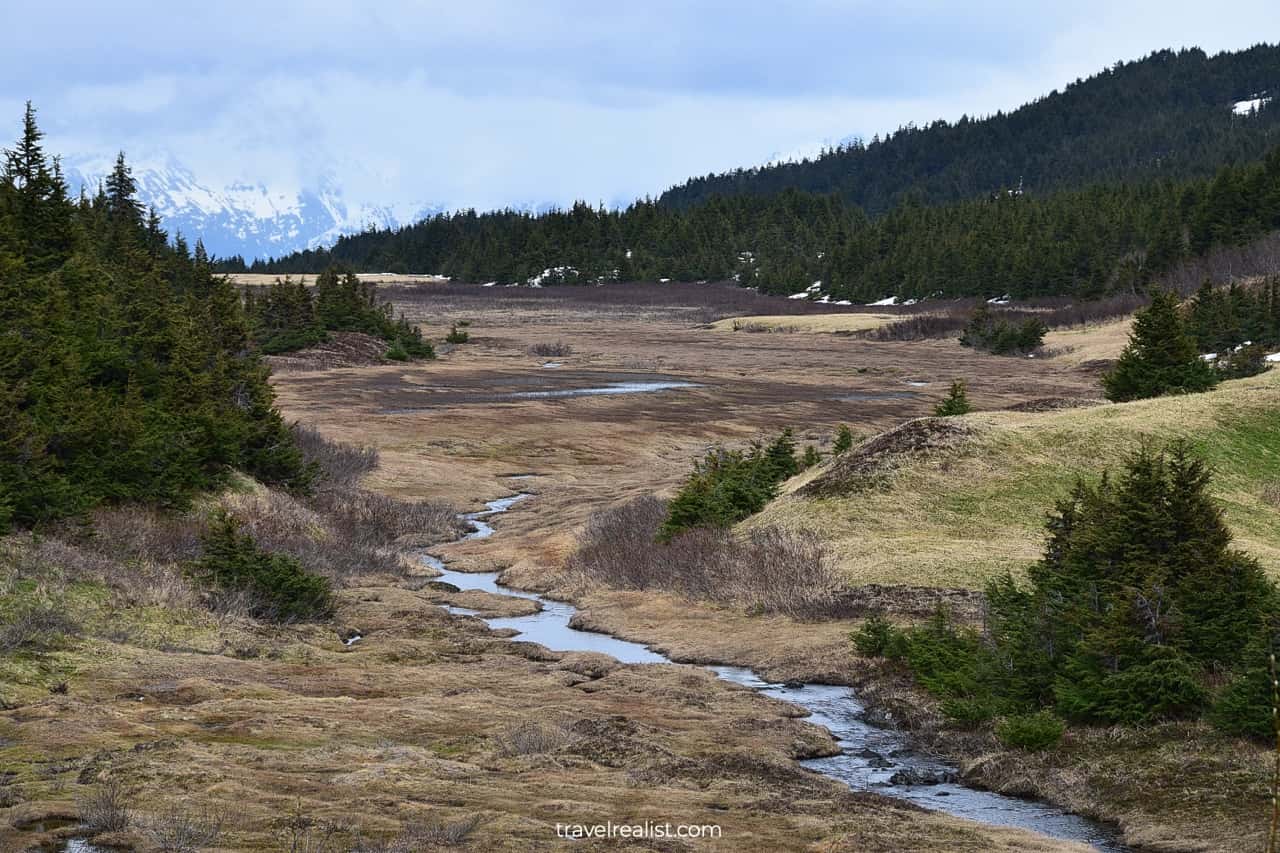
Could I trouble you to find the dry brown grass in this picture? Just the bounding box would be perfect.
[710,312,899,333]
[139,802,226,852]
[359,815,483,850]
[761,366,1280,589]
[227,273,450,287]
[494,720,574,756]
[1040,317,1133,366]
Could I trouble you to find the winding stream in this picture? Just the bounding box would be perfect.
[431,488,1125,852]
[61,488,1123,853]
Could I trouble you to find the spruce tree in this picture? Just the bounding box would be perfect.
[0,106,311,529]
[1103,290,1218,401]
[933,380,973,416]
[833,424,854,454]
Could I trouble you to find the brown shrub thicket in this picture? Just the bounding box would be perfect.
[566,496,837,618]
[864,295,1146,342]
[1164,231,1280,294]
[527,341,574,357]
[384,280,880,324]
[293,423,378,486]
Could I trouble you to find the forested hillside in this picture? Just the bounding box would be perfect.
[660,46,1280,212]
[0,105,309,532]
[247,145,1280,301]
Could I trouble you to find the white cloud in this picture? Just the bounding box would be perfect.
[3,1,1275,215]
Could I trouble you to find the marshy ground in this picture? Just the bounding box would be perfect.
[3,282,1271,850]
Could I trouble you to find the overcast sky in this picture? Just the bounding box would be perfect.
[2,1,1274,211]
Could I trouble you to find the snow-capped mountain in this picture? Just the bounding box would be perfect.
[61,155,441,260]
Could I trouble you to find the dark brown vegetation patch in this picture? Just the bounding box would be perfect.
[799,418,975,498]
[265,331,390,372]
[1003,397,1106,413]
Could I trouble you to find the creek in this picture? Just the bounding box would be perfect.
[427,488,1124,852]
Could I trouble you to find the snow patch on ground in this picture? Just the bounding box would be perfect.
[868,296,899,306]
[1234,96,1272,116]
[1266,352,1280,363]
[527,266,578,286]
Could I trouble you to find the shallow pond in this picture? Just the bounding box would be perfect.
[382,379,703,413]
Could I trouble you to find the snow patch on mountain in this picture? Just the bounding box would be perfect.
[1233,95,1271,116]
[61,155,441,260]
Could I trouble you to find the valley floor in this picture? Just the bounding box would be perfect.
[3,288,1273,850]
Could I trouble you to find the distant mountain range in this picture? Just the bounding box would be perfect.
[61,156,443,261]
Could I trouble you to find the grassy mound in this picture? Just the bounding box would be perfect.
[760,368,1280,588]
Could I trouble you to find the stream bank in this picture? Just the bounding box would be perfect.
[429,489,1124,852]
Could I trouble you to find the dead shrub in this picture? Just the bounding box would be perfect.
[496,721,573,756]
[91,506,201,565]
[219,486,460,587]
[275,801,351,853]
[863,312,969,341]
[1263,483,1280,507]
[313,486,463,550]
[736,526,836,615]
[566,497,837,618]
[733,321,794,333]
[15,535,120,583]
[293,423,379,487]
[527,341,573,357]
[15,518,202,611]
[139,802,225,853]
[0,602,81,652]
[76,779,131,834]
[360,815,483,850]
[863,295,1144,341]
[291,422,466,566]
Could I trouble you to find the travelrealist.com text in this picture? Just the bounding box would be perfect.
[555,821,723,840]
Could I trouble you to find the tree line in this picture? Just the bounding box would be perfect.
[244,269,433,359]
[237,145,1280,303]
[0,105,310,532]
[660,46,1280,214]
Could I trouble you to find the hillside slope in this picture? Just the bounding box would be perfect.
[758,360,1280,589]
[660,45,1280,213]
